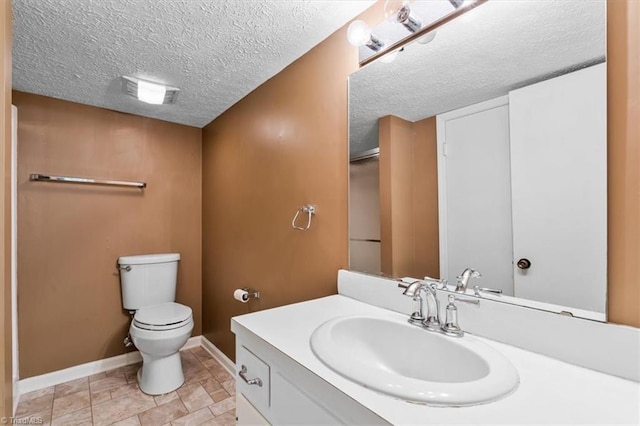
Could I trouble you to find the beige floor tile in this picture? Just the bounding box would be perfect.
[200,358,220,369]
[190,348,213,363]
[20,386,54,402]
[206,365,231,383]
[52,389,90,418]
[185,368,213,384]
[199,378,222,395]
[220,380,235,396]
[112,415,141,426]
[125,369,139,384]
[91,389,156,426]
[88,372,107,383]
[105,367,126,379]
[50,406,92,425]
[54,377,89,398]
[208,389,230,403]
[154,391,179,406]
[110,383,139,399]
[90,375,128,394]
[91,389,112,405]
[189,347,208,357]
[171,407,214,426]
[176,383,214,412]
[138,398,188,425]
[15,393,54,417]
[13,410,52,426]
[207,411,236,426]
[208,397,235,416]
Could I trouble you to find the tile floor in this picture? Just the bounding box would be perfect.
[15,347,236,426]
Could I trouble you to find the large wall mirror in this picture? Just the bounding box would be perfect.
[348,0,607,320]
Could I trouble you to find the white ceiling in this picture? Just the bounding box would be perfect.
[349,0,606,153]
[12,0,375,128]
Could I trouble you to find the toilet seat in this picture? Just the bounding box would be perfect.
[134,302,192,331]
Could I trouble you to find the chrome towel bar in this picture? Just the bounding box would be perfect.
[30,173,146,189]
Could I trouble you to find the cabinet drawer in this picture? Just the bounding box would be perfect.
[237,345,270,413]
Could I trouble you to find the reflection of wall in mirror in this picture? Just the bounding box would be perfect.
[349,159,381,275]
[437,63,606,314]
[379,115,439,279]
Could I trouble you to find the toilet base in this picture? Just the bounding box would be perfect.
[138,351,184,395]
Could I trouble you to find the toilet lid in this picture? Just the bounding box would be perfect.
[134,302,192,327]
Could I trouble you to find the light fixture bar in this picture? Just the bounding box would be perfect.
[360,0,487,67]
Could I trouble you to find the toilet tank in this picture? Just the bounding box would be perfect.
[118,253,181,310]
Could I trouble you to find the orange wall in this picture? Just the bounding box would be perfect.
[201,5,383,360]
[607,0,639,327]
[14,92,203,378]
[1,0,12,416]
[379,115,439,279]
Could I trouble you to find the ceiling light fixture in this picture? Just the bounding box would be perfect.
[121,76,180,105]
[384,0,423,33]
[347,20,384,52]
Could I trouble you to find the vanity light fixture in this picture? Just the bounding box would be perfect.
[384,0,423,33]
[121,76,180,105]
[347,20,384,52]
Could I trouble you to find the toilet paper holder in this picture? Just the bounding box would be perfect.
[234,288,261,302]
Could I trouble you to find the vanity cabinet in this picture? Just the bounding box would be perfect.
[234,327,387,425]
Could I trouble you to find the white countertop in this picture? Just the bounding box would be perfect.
[232,295,640,425]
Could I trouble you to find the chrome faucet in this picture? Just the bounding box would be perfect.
[398,278,446,333]
[455,268,481,293]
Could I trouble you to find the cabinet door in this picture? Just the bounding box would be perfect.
[237,394,270,426]
[509,63,606,313]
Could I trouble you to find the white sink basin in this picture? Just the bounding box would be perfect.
[310,314,519,406]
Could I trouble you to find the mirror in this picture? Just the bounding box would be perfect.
[348,0,607,320]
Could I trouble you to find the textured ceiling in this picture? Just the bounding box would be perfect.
[12,0,375,128]
[349,0,606,153]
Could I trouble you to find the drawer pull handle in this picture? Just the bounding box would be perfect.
[239,365,263,387]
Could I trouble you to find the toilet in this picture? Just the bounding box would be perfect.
[118,253,193,395]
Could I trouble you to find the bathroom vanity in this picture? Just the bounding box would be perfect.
[231,271,639,425]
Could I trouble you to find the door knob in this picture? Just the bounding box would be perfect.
[517,258,531,270]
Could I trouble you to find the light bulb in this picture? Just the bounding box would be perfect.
[379,49,399,64]
[383,0,422,33]
[384,0,409,22]
[347,20,372,47]
[417,31,437,45]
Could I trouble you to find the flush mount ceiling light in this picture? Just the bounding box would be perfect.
[347,20,384,52]
[384,0,423,33]
[121,76,179,105]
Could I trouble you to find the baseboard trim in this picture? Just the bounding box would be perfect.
[18,335,202,397]
[201,336,235,376]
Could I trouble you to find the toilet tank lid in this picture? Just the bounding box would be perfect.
[118,253,181,265]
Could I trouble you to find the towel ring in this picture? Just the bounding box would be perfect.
[292,205,316,231]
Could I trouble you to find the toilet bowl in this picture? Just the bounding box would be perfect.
[130,302,194,395]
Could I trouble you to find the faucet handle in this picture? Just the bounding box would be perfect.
[456,268,481,279]
[423,276,448,290]
[473,285,503,297]
[441,295,464,337]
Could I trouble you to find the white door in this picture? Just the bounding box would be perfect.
[437,97,514,295]
[509,63,607,313]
